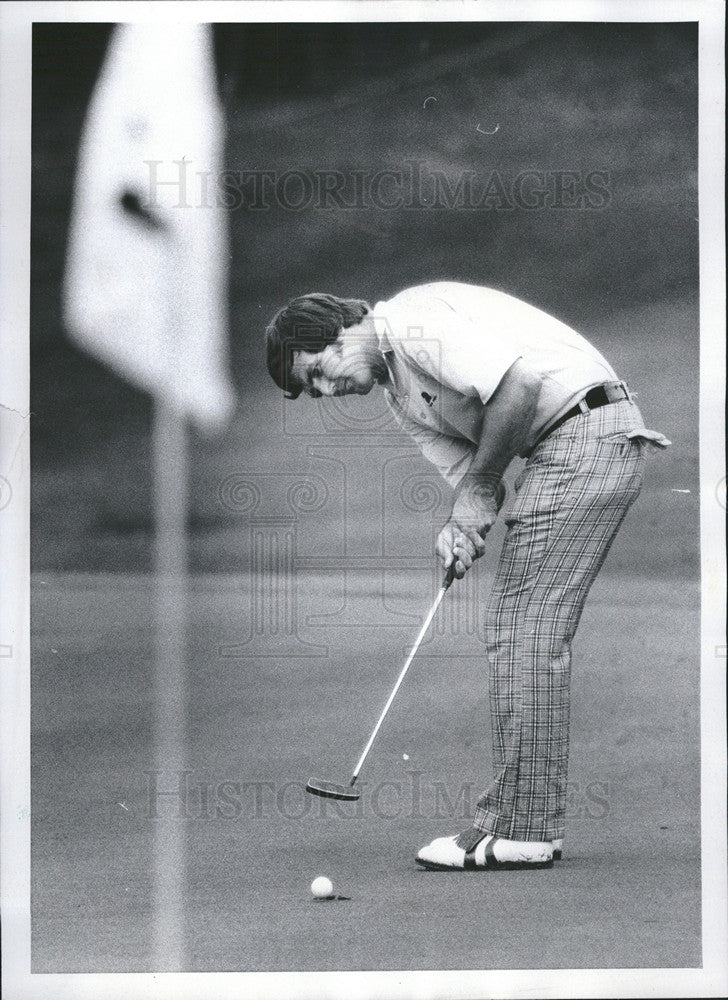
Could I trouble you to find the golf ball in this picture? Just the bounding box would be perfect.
[310,875,334,899]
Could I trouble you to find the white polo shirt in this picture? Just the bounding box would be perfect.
[372,282,619,487]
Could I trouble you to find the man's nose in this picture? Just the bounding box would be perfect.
[313,377,336,396]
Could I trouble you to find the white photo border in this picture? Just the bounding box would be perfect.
[1,2,725,998]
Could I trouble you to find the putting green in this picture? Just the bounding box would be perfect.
[31,570,700,972]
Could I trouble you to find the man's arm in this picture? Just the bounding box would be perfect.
[386,397,476,489]
[437,359,542,577]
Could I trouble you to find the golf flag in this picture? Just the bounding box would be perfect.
[63,23,236,433]
[62,23,237,967]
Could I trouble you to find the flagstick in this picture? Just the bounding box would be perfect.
[152,399,188,970]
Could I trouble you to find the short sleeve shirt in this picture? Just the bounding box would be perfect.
[371,282,618,486]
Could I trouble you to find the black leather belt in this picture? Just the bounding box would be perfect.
[533,381,630,449]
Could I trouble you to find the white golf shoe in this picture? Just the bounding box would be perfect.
[416,832,554,870]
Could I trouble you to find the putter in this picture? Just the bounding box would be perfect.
[306,564,456,801]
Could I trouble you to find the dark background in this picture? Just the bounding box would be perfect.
[31,21,699,575]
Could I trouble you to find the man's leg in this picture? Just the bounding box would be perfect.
[470,421,646,844]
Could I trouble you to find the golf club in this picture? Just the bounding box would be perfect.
[306,563,457,801]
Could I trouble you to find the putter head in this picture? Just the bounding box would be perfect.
[305,778,360,801]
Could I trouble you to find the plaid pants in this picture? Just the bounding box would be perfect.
[472,399,650,842]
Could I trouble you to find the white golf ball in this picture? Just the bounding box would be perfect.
[310,875,334,899]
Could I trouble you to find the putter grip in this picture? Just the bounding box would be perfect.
[442,563,457,590]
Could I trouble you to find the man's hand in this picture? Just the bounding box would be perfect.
[433,360,541,578]
[436,478,505,578]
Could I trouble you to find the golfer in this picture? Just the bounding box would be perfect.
[265,282,669,870]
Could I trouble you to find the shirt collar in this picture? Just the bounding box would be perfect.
[372,305,393,354]
[371,307,402,394]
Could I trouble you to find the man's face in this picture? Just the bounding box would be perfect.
[291,339,378,397]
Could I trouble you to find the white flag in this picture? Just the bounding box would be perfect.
[63,23,236,433]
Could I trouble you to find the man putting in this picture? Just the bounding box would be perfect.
[265,282,669,871]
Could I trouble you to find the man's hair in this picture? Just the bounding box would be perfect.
[265,293,370,399]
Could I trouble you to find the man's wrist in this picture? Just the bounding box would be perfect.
[457,472,505,508]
